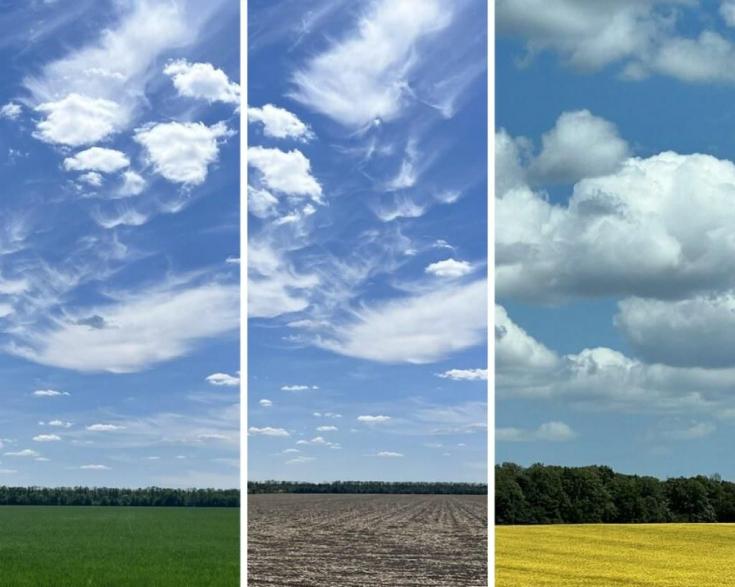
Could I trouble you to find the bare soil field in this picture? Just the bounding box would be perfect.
[248,493,488,586]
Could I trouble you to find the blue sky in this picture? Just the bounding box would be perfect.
[0,0,239,488]
[497,0,735,479]
[247,0,488,482]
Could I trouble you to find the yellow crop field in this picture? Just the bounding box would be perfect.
[496,523,735,586]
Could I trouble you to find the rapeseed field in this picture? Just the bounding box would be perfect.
[496,523,735,586]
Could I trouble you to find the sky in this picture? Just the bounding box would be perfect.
[496,0,735,480]
[247,0,488,483]
[0,0,239,488]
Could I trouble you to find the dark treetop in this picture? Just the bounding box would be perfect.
[496,462,735,524]
[249,481,488,494]
[0,486,239,507]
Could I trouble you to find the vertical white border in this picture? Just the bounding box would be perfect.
[487,0,496,585]
[240,0,248,585]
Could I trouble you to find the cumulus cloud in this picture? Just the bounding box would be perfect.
[495,306,559,373]
[32,389,70,397]
[496,421,576,442]
[497,146,735,303]
[286,456,315,464]
[80,464,110,470]
[437,368,488,381]
[291,0,451,127]
[25,0,209,145]
[8,281,239,373]
[249,427,290,437]
[0,102,22,120]
[281,385,316,392]
[316,279,486,364]
[164,59,239,104]
[357,415,391,424]
[86,424,126,432]
[259,399,272,407]
[616,295,735,368]
[376,451,403,458]
[33,434,61,442]
[78,172,103,187]
[33,94,126,146]
[316,425,338,432]
[248,104,313,141]
[722,0,735,27]
[135,121,231,185]
[247,147,322,201]
[119,170,146,196]
[425,258,473,278]
[4,449,40,458]
[528,110,629,184]
[48,420,72,428]
[496,307,735,413]
[206,372,240,386]
[663,421,716,440]
[63,147,130,173]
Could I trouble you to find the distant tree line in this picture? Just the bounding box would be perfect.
[248,481,488,494]
[0,486,239,507]
[496,463,735,524]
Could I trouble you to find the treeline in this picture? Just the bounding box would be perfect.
[496,463,735,524]
[0,486,239,507]
[249,481,488,494]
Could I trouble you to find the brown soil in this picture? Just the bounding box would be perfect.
[248,493,488,586]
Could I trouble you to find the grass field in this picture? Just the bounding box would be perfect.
[0,506,239,586]
[496,523,735,586]
[248,493,488,586]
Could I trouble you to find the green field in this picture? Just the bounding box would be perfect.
[496,523,735,586]
[0,506,239,586]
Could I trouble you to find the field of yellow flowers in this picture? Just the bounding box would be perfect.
[496,523,735,586]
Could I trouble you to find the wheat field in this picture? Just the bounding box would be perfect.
[496,523,735,586]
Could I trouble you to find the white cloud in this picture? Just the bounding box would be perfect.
[291,0,451,127]
[722,1,735,27]
[317,279,486,363]
[86,424,126,432]
[495,306,559,374]
[376,451,403,458]
[48,420,72,428]
[4,449,40,458]
[80,464,110,470]
[249,427,290,437]
[664,421,716,440]
[135,121,231,185]
[164,59,240,104]
[616,295,735,368]
[247,147,322,201]
[286,456,315,464]
[0,304,13,319]
[529,110,629,184]
[33,434,61,442]
[248,187,279,219]
[33,94,126,146]
[8,281,239,373]
[248,240,319,319]
[0,469,17,474]
[497,148,735,303]
[281,385,311,392]
[78,172,103,187]
[248,104,313,141]
[32,389,70,397]
[119,170,146,196]
[425,258,473,278]
[26,0,206,145]
[496,421,576,442]
[0,102,22,120]
[63,147,130,173]
[648,32,735,84]
[259,399,272,407]
[206,372,240,386]
[357,415,391,424]
[437,368,488,381]
[316,425,338,432]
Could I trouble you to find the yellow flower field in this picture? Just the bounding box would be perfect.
[496,524,735,586]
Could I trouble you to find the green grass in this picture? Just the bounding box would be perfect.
[0,506,239,586]
[497,523,735,586]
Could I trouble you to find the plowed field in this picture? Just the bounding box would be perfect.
[248,494,488,586]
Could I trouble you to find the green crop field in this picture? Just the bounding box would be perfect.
[496,523,735,586]
[0,506,239,586]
